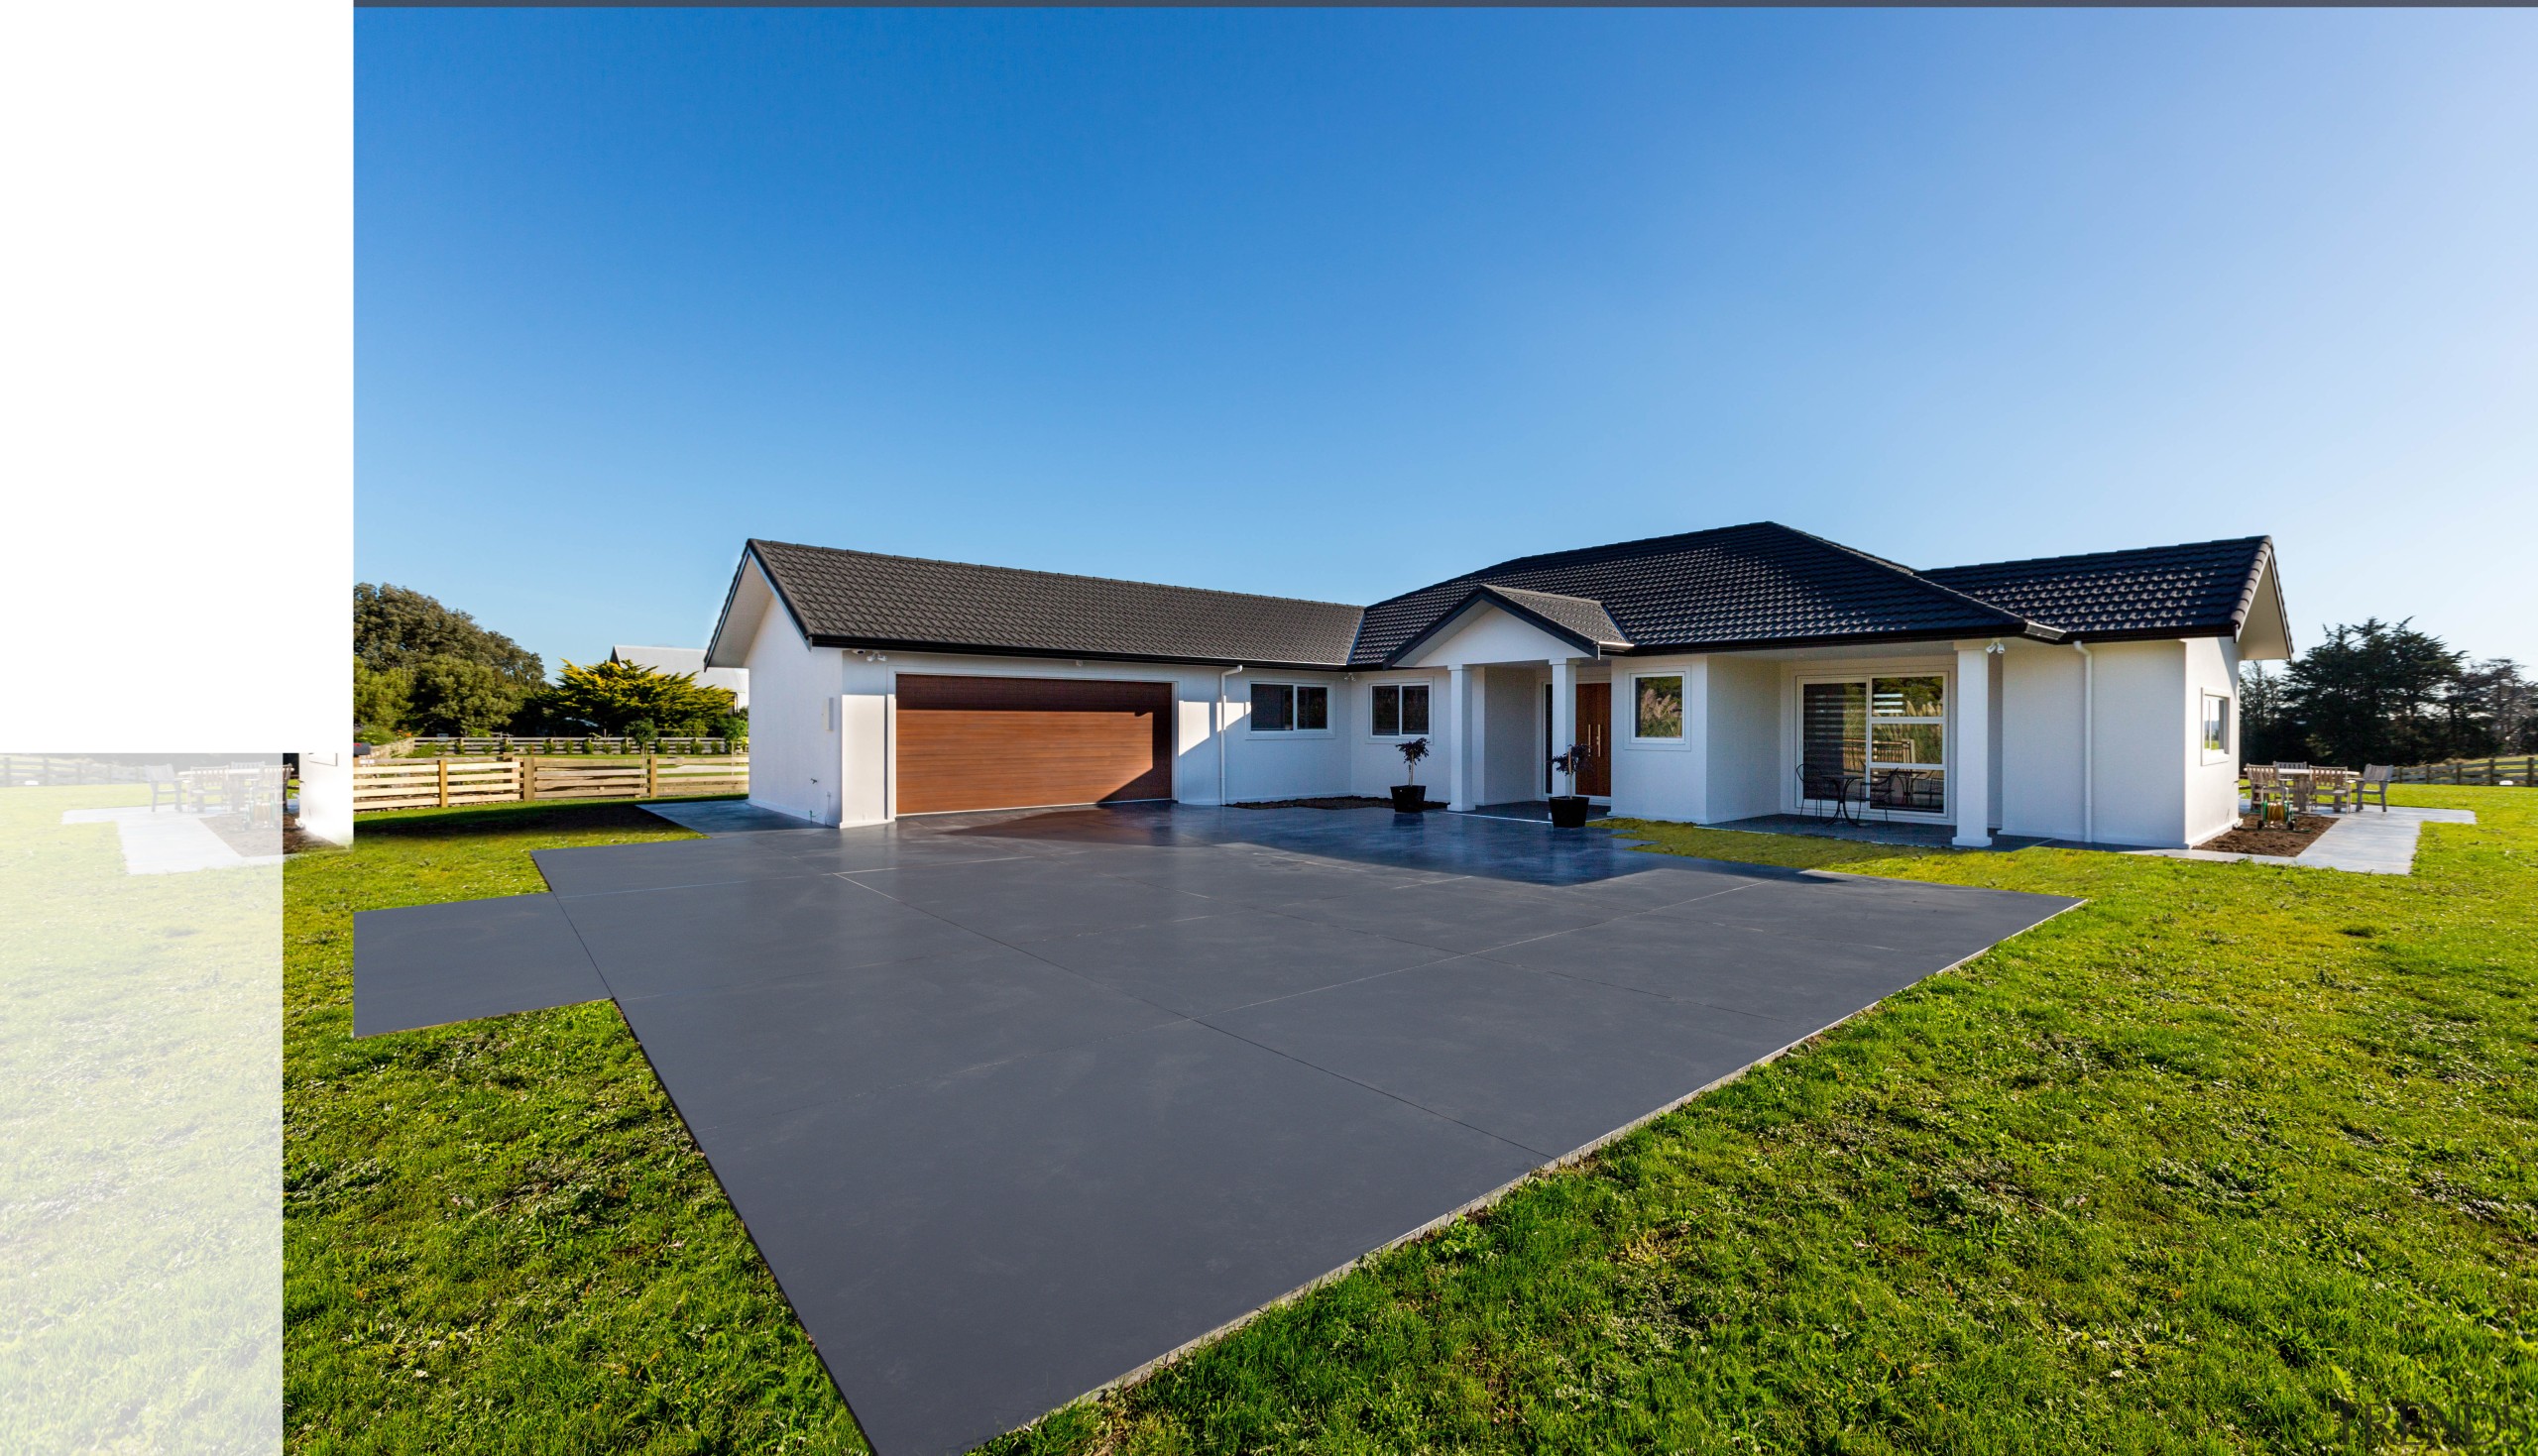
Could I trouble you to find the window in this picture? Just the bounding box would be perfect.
[1632,674,1684,740]
[1800,673,1947,813]
[1250,682,1328,733]
[1370,683,1430,737]
[2202,692,2231,756]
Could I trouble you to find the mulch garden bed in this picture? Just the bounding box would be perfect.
[200,812,286,858]
[2196,813,2337,856]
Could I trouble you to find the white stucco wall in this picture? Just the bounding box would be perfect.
[1609,656,1704,823]
[2086,639,2187,847]
[1998,644,2086,841]
[2185,635,2243,845]
[1480,663,1545,804]
[1345,670,1451,799]
[1704,655,1781,824]
[742,605,837,824]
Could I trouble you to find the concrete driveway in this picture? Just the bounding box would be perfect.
[355,801,2077,1456]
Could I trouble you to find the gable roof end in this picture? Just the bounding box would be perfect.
[1378,584,1632,666]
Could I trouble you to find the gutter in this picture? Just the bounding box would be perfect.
[1217,665,1246,807]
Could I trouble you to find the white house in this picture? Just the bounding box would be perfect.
[703,523,2290,849]
[609,644,750,711]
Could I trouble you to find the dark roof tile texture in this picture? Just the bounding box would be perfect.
[1922,536,2272,639]
[749,539,1365,668]
[1476,587,1632,649]
[1350,522,2033,665]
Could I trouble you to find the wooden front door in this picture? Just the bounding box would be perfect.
[1575,682,1611,797]
[895,675,1173,814]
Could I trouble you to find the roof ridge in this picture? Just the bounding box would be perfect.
[748,538,1363,615]
[1762,522,2043,636]
[1362,520,1779,609]
[1924,534,2271,578]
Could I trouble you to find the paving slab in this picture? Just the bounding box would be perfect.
[641,798,823,836]
[1205,956,1789,1158]
[558,873,1000,1000]
[708,1018,1541,1456]
[610,943,1183,1135]
[1009,907,1451,1015]
[352,894,608,1036]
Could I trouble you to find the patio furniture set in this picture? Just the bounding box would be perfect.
[144,762,288,827]
[1793,764,1943,828]
[2245,762,2393,820]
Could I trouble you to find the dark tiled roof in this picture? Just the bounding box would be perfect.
[1475,587,1632,649]
[1350,521,2041,665]
[746,539,1364,668]
[1921,536,2273,640]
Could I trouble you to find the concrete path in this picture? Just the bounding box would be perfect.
[2130,805,2477,875]
[2299,806,2478,874]
[58,807,282,875]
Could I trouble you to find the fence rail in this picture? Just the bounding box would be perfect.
[2389,754,2535,787]
[1,755,150,786]
[353,755,748,814]
[395,735,744,757]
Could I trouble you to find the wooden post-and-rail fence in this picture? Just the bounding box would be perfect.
[352,755,748,814]
[2389,754,2535,787]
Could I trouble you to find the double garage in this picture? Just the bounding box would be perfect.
[894,675,1177,815]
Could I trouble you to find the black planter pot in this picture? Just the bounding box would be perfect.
[1548,795,1592,829]
[1390,784,1429,813]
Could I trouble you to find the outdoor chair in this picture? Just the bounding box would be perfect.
[1796,765,1855,825]
[2309,767,2356,814]
[143,764,179,811]
[2357,763,2394,812]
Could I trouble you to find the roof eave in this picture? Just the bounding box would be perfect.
[802,633,1350,674]
[1620,621,2065,656]
[1378,585,1619,666]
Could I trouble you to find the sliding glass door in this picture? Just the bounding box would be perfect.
[1798,673,1948,817]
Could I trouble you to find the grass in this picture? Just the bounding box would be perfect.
[285,789,2538,1453]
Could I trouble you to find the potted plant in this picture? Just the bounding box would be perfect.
[1391,736,1432,812]
[1548,744,1593,828]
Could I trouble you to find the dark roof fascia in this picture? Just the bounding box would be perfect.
[1377,585,1611,666]
[2053,624,2241,646]
[1614,621,2067,657]
[803,632,1347,675]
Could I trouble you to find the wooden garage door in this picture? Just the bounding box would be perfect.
[896,675,1174,814]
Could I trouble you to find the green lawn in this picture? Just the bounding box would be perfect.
[286,790,2538,1453]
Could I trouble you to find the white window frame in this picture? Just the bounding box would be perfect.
[1622,670,1689,749]
[2201,690,2232,762]
[1786,663,1955,823]
[1248,681,1333,737]
[1366,680,1432,740]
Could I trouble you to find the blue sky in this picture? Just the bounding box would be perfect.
[357,9,2538,675]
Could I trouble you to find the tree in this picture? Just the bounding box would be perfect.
[353,660,413,740]
[2283,618,2465,766]
[2237,662,2294,764]
[354,583,543,686]
[536,659,737,736]
[407,655,525,736]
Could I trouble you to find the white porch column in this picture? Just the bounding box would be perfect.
[1549,657,1576,798]
[1953,643,1993,847]
[1446,666,1474,810]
